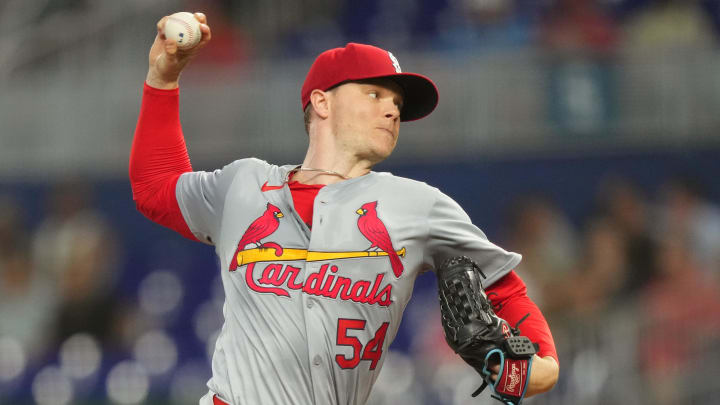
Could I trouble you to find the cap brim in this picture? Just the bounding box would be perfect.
[386,73,439,122]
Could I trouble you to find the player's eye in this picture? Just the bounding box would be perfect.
[368,91,378,99]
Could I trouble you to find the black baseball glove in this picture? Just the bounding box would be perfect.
[436,256,537,405]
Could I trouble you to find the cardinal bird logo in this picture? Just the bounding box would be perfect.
[229,203,284,271]
[356,201,404,278]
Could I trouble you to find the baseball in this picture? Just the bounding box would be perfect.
[164,12,202,50]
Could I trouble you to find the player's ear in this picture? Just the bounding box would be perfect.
[309,89,330,120]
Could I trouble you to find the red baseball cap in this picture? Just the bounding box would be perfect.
[301,43,439,122]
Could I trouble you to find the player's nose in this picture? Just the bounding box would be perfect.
[383,101,401,121]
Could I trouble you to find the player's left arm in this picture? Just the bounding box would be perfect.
[425,190,558,398]
[525,356,559,396]
[486,271,559,396]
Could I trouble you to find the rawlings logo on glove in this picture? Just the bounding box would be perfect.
[436,256,537,405]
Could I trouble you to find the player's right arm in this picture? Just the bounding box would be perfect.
[129,14,211,240]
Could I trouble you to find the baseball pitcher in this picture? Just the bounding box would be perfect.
[130,13,559,405]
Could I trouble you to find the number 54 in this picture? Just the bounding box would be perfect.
[335,319,389,370]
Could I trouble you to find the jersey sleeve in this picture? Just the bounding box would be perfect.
[175,158,266,245]
[425,189,521,285]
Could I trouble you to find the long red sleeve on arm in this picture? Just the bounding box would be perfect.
[486,271,559,363]
[129,83,198,241]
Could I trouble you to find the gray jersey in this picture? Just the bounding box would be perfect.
[176,158,521,405]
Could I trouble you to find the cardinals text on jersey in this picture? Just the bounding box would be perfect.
[229,200,405,307]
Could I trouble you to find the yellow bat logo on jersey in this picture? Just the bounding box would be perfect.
[234,246,406,267]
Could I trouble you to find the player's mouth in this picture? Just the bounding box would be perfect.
[376,127,396,138]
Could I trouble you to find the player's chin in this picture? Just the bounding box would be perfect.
[372,141,396,161]
[362,145,394,165]
[375,130,398,148]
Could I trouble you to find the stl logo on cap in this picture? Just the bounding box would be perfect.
[388,52,401,73]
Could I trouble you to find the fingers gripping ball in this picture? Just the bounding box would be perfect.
[164,12,201,50]
[437,256,537,405]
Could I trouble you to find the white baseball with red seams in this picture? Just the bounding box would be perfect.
[164,12,201,50]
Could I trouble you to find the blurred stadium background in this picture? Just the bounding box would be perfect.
[1,0,720,404]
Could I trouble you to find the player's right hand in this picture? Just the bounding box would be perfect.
[146,12,212,89]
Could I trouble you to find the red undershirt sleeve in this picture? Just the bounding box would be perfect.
[486,271,559,363]
[129,83,198,241]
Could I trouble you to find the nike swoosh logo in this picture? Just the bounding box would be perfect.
[261,181,284,192]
